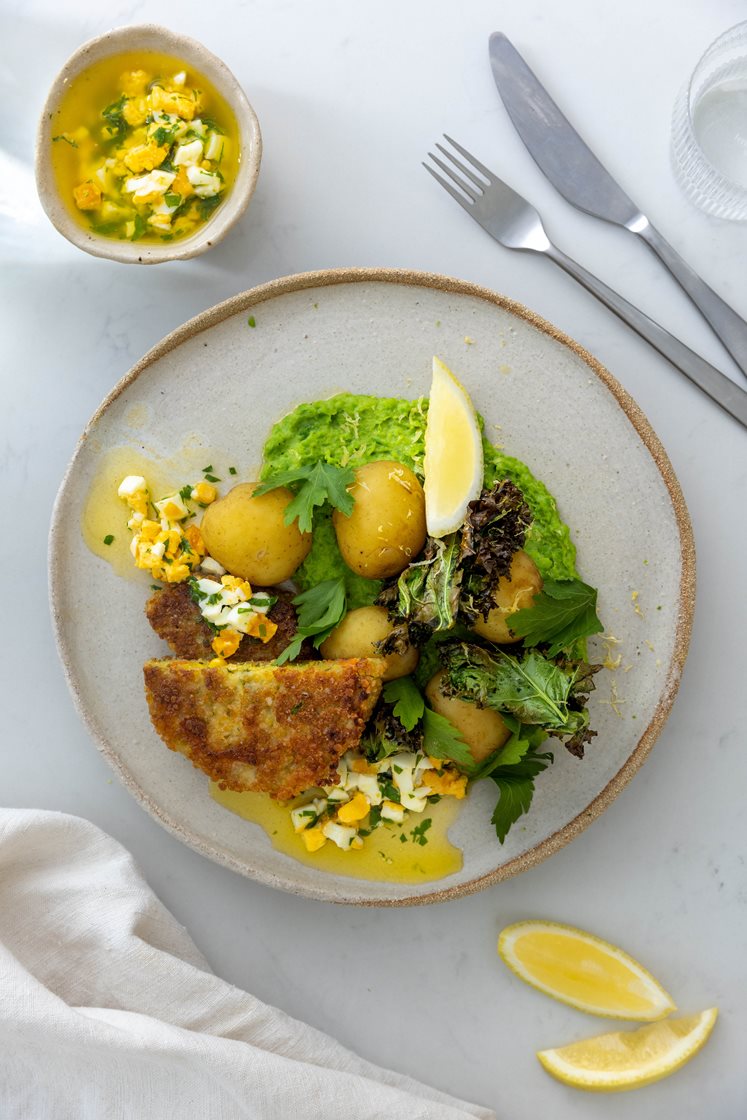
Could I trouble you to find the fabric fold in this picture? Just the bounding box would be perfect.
[0,809,495,1120]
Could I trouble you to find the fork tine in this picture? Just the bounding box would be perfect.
[422,161,474,210]
[435,142,487,192]
[426,151,479,202]
[442,134,494,183]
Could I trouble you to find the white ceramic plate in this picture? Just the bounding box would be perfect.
[50,269,694,905]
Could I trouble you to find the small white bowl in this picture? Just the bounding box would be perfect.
[36,24,262,264]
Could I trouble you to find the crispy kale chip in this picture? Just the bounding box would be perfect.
[377,533,463,640]
[439,641,599,758]
[459,481,532,623]
[377,480,531,642]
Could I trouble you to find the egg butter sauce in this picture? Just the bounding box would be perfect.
[50,50,240,244]
[211,784,463,883]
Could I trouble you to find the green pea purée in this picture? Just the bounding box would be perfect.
[260,393,577,607]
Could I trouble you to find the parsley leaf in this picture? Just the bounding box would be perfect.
[254,461,355,534]
[275,577,347,665]
[490,747,554,843]
[382,677,424,732]
[422,708,473,769]
[52,134,78,148]
[410,818,432,846]
[510,578,603,656]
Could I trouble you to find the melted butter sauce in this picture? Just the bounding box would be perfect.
[81,441,214,580]
[211,784,464,884]
[83,442,465,884]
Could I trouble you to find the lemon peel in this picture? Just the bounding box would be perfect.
[537,1008,718,1092]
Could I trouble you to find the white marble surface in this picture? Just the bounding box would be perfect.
[3,0,747,1115]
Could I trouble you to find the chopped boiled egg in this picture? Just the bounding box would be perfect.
[123,168,176,203]
[186,166,221,198]
[322,821,363,851]
[173,139,204,166]
[154,492,190,521]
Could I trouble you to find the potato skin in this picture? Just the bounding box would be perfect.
[425,670,511,764]
[333,460,426,580]
[200,482,311,584]
[472,550,543,645]
[320,605,418,682]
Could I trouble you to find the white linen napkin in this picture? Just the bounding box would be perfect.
[0,809,495,1120]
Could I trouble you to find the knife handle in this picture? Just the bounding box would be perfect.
[632,218,747,382]
[546,245,747,430]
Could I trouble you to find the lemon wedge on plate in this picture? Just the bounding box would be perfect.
[423,356,483,537]
[537,1008,718,1092]
[498,920,676,1020]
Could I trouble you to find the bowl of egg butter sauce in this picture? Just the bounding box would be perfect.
[36,24,262,263]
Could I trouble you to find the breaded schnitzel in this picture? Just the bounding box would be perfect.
[143,657,385,800]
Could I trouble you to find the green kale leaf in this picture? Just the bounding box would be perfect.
[440,642,596,751]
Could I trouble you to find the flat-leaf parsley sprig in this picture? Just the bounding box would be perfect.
[275,577,347,665]
[254,461,355,533]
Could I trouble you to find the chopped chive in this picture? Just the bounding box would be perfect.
[204,473,221,483]
[247,316,256,328]
[103,534,115,546]
[202,465,213,473]
[228,466,237,475]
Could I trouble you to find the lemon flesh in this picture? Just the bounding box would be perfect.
[538,1008,718,1092]
[423,356,484,537]
[498,920,676,1020]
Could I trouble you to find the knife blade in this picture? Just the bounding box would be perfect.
[488,31,747,380]
[489,32,639,225]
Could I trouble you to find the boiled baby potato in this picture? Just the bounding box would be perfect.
[425,670,511,765]
[200,482,311,584]
[333,460,426,580]
[472,550,543,645]
[320,605,418,681]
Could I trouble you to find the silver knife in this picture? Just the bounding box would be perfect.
[489,31,747,381]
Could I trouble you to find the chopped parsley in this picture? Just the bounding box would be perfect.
[247,316,256,328]
[410,818,432,846]
[103,534,115,546]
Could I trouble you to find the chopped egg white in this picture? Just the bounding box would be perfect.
[173,139,204,166]
[186,166,222,198]
[123,169,176,201]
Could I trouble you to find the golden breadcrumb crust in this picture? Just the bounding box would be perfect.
[143,657,385,800]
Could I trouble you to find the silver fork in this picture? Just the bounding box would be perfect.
[424,135,747,430]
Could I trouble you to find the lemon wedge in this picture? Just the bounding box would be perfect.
[537,1008,718,1092]
[498,920,676,1020]
[423,356,483,537]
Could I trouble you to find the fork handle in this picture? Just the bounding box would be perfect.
[633,218,747,382]
[545,244,747,430]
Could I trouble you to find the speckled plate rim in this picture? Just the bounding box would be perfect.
[49,267,695,905]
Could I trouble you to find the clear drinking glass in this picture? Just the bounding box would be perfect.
[671,21,747,221]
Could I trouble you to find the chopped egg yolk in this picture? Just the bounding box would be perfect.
[118,475,208,583]
[288,749,466,853]
[50,52,239,245]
